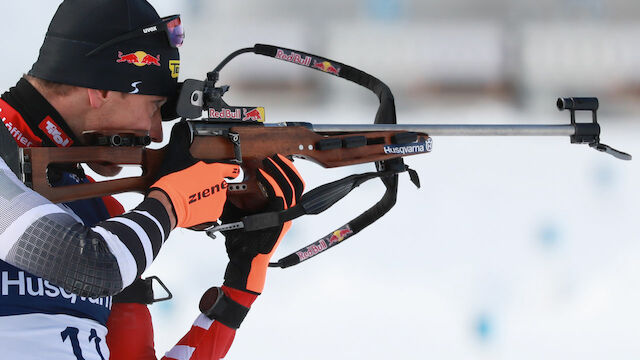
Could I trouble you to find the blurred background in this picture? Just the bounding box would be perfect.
[1,1,639,359]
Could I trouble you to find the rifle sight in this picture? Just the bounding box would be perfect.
[557,97,599,111]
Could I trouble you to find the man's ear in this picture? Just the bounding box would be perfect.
[86,88,110,108]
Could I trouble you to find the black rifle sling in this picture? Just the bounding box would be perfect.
[227,170,403,231]
[210,44,418,267]
[253,45,412,268]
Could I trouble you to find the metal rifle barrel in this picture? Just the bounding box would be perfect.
[302,124,576,136]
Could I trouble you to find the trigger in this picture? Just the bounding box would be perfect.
[407,166,420,188]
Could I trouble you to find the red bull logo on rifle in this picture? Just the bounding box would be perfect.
[242,107,265,122]
[209,108,241,120]
[116,51,161,67]
[312,60,341,76]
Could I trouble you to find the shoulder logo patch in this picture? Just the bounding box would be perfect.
[38,116,73,147]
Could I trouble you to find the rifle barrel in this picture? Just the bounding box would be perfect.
[305,124,575,136]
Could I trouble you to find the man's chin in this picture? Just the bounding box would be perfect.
[87,162,122,177]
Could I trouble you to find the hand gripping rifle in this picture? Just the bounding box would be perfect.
[17,44,631,268]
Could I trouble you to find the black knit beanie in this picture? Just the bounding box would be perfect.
[28,0,180,97]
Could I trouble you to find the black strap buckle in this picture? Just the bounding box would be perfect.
[113,276,173,304]
[147,275,173,303]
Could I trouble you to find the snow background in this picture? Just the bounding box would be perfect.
[2,1,639,359]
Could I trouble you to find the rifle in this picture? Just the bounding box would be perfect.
[17,44,631,268]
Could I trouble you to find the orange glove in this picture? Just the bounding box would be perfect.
[150,121,240,228]
[221,154,304,294]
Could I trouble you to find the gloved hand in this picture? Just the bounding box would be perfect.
[222,154,304,294]
[150,121,240,229]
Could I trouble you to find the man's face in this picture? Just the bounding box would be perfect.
[82,90,167,177]
[89,91,167,143]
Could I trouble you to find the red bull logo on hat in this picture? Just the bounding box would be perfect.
[312,60,341,76]
[116,51,161,67]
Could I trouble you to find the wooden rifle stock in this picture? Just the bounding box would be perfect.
[22,146,164,202]
[21,123,432,210]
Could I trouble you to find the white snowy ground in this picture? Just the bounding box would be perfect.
[102,105,639,360]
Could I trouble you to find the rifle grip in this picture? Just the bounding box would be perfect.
[227,159,269,212]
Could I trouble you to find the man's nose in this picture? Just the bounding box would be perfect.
[150,111,163,143]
